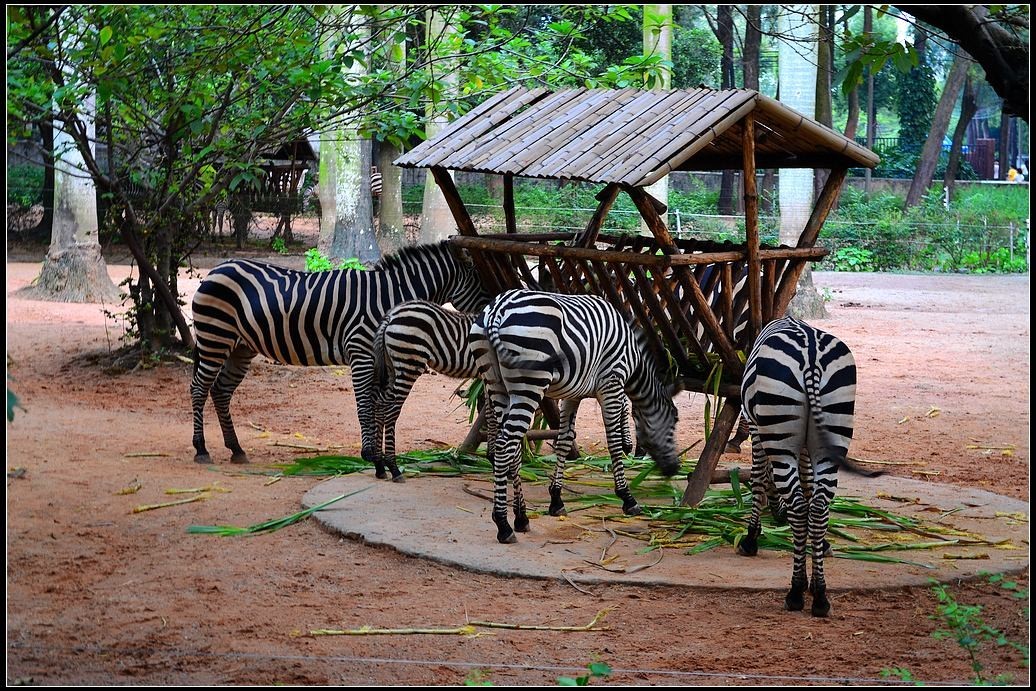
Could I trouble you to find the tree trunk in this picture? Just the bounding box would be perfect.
[377,142,407,252]
[864,6,875,194]
[943,73,978,202]
[997,105,1011,180]
[374,10,408,253]
[21,85,120,304]
[641,4,672,233]
[777,6,826,320]
[813,5,834,201]
[905,53,972,208]
[715,5,736,215]
[28,116,56,243]
[420,8,459,243]
[317,10,380,263]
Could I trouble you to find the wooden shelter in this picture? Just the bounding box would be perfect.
[396,86,878,505]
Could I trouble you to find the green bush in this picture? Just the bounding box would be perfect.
[7,164,44,209]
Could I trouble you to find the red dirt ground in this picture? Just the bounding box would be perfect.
[5,243,1030,685]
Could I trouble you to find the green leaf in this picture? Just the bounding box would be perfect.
[99,26,113,46]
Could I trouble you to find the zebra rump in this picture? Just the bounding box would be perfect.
[737,316,856,617]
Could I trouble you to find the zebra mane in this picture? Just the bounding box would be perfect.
[370,240,456,272]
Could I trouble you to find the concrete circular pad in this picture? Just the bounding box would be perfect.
[304,471,1029,591]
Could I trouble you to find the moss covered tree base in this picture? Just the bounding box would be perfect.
[18,245,121,304]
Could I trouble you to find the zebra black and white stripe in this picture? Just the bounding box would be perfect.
[371,300,485,476]
[469,289,681,544]
[189,241,490,479]
[736,316,856,617]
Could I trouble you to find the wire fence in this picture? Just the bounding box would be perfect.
[7,191,1029,274]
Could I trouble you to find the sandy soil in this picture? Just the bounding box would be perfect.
[5,244,1030,685]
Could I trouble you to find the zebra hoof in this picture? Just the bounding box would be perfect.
[548,505,567,517]
[374,470,389,480]
[391,473,406,483]
[811,598,831,618]
[737,541,758,557]
[194,453,213,465]
[623,503,642,516]
[497,530,517,544]
[514,515,530,533]
[785,591,806,612]
[230,452,249,464]
[724,442,742,454]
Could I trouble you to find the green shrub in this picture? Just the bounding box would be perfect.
[7,164,44,209]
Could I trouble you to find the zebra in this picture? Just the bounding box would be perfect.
[189,241,490,480]
[469,289,681,544]
[370,299,637,480]
[735,316,856,617]
[370,300,484,477]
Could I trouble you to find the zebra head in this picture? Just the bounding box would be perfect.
[443,244,492,312]
[631,391,680,477]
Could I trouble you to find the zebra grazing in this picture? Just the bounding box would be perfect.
[469,289,681,544]
[371,300,484,477]
[189,241,490,479]
[736,316,856,617]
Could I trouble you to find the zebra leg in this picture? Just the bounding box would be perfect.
[600,383,640,515]
[497,391,542,543]
[737,426,767,557]
[379,368,422,484]
[190,349,226,464]
[620,397,634,456]
[352,354,401,481]
[210,346,257,464]
[808,457,838,617]
[548,399,580,517]
[781,477,810,612]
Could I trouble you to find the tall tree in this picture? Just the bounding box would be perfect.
[419,8,459,244]
[905,52,973,208]
[318,8,379,264]
[641,5,672,231]
[705,5,737,215]
[15,11,119,304]
[942,70,978,201]
[813,5,834,202]
[777,5,826,319]
[894,5,1028,122]
[373,6,408,253]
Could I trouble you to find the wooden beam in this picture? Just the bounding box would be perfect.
[433,166,505,295]
[682,397,742,507]
[574,183,621,248]
[743,113,762,342]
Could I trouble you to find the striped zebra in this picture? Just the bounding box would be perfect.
[189,241,490,479]
[370,300,485,477]
[469,289,681,544]
[736,316,856,617]
[371,300,638,484]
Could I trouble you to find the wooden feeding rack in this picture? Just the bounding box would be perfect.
[396,86,878,505]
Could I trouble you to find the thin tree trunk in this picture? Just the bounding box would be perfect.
[814,5,834,200]
[905,53,972,208]
[420,8,459,243]
[641,4,672,232]
[716,5,736,215]
[943,73,978,202]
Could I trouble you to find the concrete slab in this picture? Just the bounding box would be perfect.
[303,471,1029,591]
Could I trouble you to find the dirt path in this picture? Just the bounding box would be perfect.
[5,259,1030,685]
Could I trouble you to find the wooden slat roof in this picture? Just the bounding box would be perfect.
[396,86,879,186]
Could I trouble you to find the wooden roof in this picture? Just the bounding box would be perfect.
[396,86,879,186]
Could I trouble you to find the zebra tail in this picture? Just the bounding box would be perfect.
[805,377,881,478]
[372,318,391,390]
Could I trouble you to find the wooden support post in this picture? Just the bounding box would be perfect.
[574,183,622,248]
[431,166,503,294]
[681,397,742,507]
[743,113,762,342]
[503,174,516,234]
[773,167,846,316]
